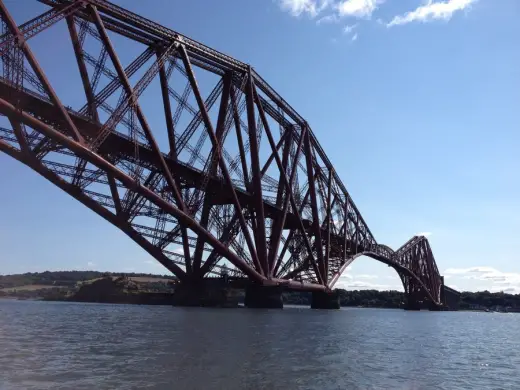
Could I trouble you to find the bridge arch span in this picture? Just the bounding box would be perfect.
[329,251,438,306]
[326,238,443,306]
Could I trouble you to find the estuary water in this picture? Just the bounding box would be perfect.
[0,300,519,389]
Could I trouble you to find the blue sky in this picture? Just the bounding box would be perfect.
[0,0,519,292]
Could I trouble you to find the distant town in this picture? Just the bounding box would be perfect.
[0,271,518,312]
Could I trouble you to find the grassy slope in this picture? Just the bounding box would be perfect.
[0,271,175,289]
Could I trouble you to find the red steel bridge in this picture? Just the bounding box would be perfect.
[0,0,459,309]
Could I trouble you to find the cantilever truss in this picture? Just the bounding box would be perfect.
[0,0,443,303]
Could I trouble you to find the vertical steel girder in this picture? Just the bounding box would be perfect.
[0,0,446,302]
[245,69,268,276]
[303,127,327,283]
[178,48,262,275]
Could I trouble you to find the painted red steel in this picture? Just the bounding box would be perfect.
[0,0,448,305]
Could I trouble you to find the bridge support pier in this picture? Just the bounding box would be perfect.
[172,279,239,308]
[441,280,461,311]
[311,291,340,309]
[245,284,283,308]
[403,294,422,310]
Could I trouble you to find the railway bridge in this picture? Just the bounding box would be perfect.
[0,0,459,309]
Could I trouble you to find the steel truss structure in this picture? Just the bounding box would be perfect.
[0,0,444,305]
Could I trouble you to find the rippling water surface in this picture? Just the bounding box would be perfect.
[1,300,519,389]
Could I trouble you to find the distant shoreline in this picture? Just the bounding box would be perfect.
[2,271,520,312]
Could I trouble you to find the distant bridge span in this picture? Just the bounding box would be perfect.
[0,0,456,308]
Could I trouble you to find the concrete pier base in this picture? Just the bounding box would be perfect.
[244,284,283,308]
[172,280,239,308]
[311,291,340,309]
[403,296,422,310]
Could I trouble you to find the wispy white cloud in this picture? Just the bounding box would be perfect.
[338,279,401,290]
[337,0,384,19]
[341,23,359,41]
[87,261,95,268]
[387,0,477,27]
[343,23,358,34]
[317,14,340,24]
[278,0,331,17]
[335,265,520,293]
[444,266,520,293]
[356,274,378,279]
[444,266,495,275]
[277,0,476,35]
[416,232,432,237]
[277,0,383,21]
[336,271,402,290]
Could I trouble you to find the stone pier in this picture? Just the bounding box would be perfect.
[311,291,340,309]
[403,293,422,310]
[172,279,239,308]
[244,284,284,308]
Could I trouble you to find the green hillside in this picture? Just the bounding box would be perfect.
[0,270,176,289]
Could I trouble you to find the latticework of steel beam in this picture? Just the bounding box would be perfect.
[0,0,444,304]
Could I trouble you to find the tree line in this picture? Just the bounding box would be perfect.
[1,271,519,310]
[283,289,405,308]
[284,289,520,309]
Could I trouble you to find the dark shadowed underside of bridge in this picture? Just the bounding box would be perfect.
[0,0,458,309]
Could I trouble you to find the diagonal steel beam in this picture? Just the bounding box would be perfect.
[178,49,262,274]
[303,124,326,283]
[0,95,266,283]
[325,168,332,280]
[158,57,177,157]
[0,0,87,55]
[245,68,268,276]
[253,84,324,284]
[230,85,250,190]
[89,4,188,215]
[0,137,187,279]
[67,15,100,123]
[0,1,84,144]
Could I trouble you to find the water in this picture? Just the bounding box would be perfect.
[0,300,519,390]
